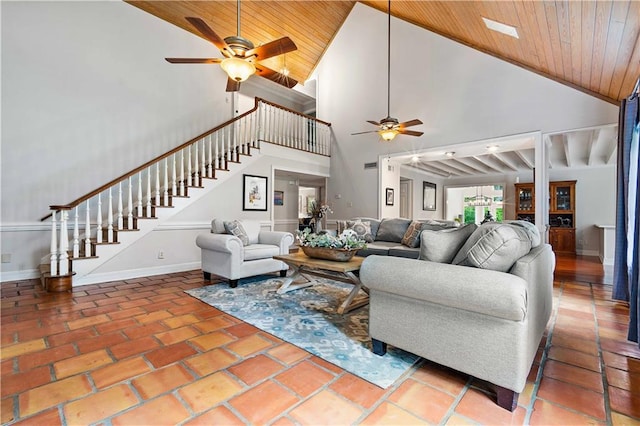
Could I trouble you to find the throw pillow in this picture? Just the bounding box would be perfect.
[375,218,412,243]
[346,219,374,243]
[223,220,250,246]
[401,221,423,248]
[452,223,533,272]
[419,223,477,263]
[353,217,381,239]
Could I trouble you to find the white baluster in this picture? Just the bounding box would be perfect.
[59,210,69,275]
[146,168,152,218]
[187,146,193,187]
[227,125,233,162]
[214,132,219,169]
[137,172,143,220]
[171,154,177,198]
[85,203,91,257]
[193,141,199,184]
[72,206,80,258]
[180,150,185,196]
[50,211,58,276]
[207,135,213,178]
[96,193,103,244]
[163,158,169,206]
[127,177,133,230]
[201,138,207,179]
[154,163,160,206]
[107,187,114,243]
[117,182,124,230]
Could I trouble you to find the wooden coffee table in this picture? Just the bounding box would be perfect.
[273,252,367,314]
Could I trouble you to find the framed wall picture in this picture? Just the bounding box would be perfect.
[423,181,436,211]
[243,174,268,211]
[386,187,394,206]
[274,190,284,206]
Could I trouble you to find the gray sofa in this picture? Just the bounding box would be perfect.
[360,222,555,411]
[336,217,459,259]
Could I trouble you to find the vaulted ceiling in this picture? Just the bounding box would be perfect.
[128,1,640,104]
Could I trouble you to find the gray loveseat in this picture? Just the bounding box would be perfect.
[360,221,555,411]
[336,217,459,259]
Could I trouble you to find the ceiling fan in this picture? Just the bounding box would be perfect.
[352,0,423,141]
[165,1,298,92]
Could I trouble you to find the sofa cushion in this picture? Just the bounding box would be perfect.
[346,219,374,243]
[401,221,423,248]
[376,218,412,243]
[506,220,541,247]
[243,244,281,261]
[356,241,397,257]
[211,218,227,234]
[388,246,420,259]
[419,224,477,263]
[239,220,261,245]
[224,220,250,246]
[452,223,533,272]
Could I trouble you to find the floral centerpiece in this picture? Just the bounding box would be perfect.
[296,228,367,261]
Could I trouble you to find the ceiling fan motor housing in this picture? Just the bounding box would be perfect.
[380,116,399,129]
[224,36,254,56]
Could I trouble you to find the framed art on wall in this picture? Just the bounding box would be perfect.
[274,190,284,206]
[386,188,394,206]
[423,181,436,211]
[243,174,268,211]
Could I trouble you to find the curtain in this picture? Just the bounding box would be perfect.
[612,78,640,347]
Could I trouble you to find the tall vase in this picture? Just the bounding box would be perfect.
[315,217,322,233]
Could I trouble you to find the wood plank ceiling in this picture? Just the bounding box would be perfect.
[128,1,640,104]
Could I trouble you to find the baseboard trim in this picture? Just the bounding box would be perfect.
[73,262,201,287]
[0,269,41,282]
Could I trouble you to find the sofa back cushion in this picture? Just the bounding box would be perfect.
[376,218,412,243]
[452,222,534,272]
[211,218,227,234]
[238,220,261,245]
[419,224,477,263]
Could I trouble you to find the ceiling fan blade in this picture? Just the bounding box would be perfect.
[351,130,379,135]
[398,129,424,137]
[226,78,241,92]
[366,120,381,126]
[185,17,234,57]
[245,37,297,60]
[398,119,423,129]
[255,65,298,88]
[165,58,222,64]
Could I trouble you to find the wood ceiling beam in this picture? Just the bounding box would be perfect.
[410,163,451,178]
[562,134,572,168]
[514,149,535,169]
[471,155,504,173]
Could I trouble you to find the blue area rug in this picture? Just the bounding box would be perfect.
[185,275,419,388]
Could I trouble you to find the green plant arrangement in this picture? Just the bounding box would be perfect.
[296,228,367,250]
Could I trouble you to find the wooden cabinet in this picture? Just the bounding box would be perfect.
[514,180,577,255]
[514,183,535,222]
[549,227,576,255]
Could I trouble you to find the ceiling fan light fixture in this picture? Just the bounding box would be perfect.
[221,57,256,82]
[379,128,399,141]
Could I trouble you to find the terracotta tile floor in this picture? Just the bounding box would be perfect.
[2,255,640,425]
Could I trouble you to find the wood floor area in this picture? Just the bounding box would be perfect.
[1,255,639,425]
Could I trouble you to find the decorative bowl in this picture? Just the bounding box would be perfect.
[300,246,358,262]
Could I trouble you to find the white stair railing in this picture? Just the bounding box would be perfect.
[43,98,331,281]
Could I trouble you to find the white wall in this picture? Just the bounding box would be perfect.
[440,166,615,255]
[316,3,618,221]
[399,167,446,220]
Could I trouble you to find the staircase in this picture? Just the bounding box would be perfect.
[41,97,331,290]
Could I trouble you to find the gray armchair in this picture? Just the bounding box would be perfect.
[195,219,294,287]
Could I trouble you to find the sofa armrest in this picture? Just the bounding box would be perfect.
[259,231,294,254]
[196,233,243,255]
[360,256,528,321]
